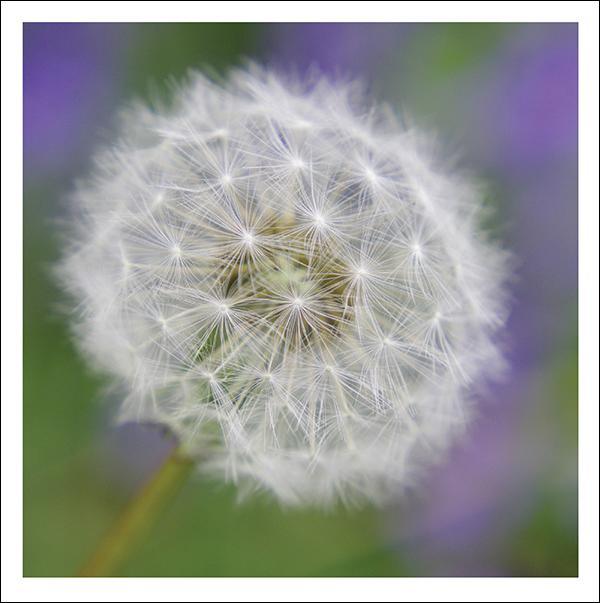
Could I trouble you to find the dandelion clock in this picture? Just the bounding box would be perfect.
[60,66,509,524]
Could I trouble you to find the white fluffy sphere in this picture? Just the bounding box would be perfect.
[60,67,509,505]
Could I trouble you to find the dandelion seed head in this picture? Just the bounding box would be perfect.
[58,66,509,506]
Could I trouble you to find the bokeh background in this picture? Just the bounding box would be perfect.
[23,22,578,577]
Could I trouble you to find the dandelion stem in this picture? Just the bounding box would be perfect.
[78,446,193,577]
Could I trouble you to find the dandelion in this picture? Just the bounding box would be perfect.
[60,65,509,511]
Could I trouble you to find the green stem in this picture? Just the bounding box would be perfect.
[78,446,193,577]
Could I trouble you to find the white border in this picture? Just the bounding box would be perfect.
[2,2,598,602]
[0,0,595,23]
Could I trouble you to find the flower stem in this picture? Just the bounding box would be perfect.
[78,446,193,577]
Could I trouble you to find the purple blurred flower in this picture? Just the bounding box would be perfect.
[267,23,407,76]
[99,423,176,493]
[478,24,578,333]
[24,23,128,176]
[481,24,577,171]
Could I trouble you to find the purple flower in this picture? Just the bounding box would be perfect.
[266,23,407,75]
[24,23,128,176]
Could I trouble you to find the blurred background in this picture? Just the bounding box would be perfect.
[23,22,577,577]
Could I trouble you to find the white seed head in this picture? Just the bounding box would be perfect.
[59,66,509,506]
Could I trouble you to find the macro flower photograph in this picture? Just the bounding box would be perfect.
[2,3,599,601]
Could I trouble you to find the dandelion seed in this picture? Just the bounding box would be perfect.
[290,156,305,170]
[58,66,509,506]
[364,167,378,183]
